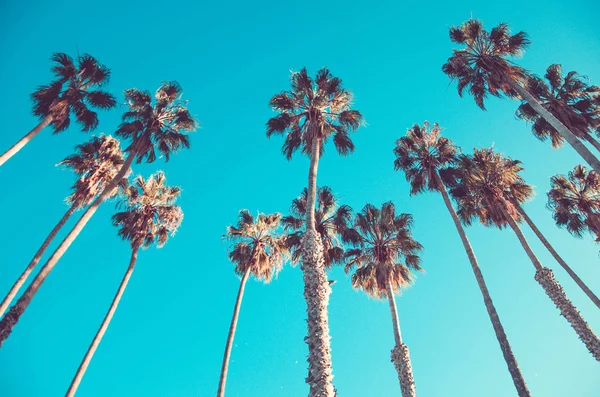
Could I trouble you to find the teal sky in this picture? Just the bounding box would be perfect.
[1,0,599,396]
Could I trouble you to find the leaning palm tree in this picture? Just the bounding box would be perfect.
[0,53,116,166]
[442,19,600,172]
[393,122,530,395]
[344,202,422,397]
[451,148,600,360]
[0,82,197,346]
[217,210,288,397]
[65,172,183,397]
[0,135,126,317]
[266,67,363,396]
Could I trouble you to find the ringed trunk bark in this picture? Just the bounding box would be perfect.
[0,115,53,167]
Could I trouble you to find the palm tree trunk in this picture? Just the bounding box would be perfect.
[217,268,251,397]
[0,149,137,347]
[583,134,600,154]
[0,116,53,167]
[65,245,139,397]
[514,202,600,310]
[302,137,334,397]
[510,82,600,173]
[433,173,530,396]
[385,282,415,397]
[0,203,77,317]
[500,204,600,360]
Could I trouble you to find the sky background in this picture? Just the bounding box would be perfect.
[1,0,599,396]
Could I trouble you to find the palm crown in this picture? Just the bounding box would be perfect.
[266,67,363,159]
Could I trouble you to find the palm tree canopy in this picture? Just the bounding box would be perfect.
[344,202,423,298]
[548,165,600,239]
[112,171,183,249]
[282,186,353,268]
[31,53,117,133]
[115,82,197,164]
[266,67,363,159]
[393,121,458,195]
[59,135,128,208]
[225,210,289,282]
[442,19,529,109]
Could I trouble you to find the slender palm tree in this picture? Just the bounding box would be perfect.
[266,67,362,396]
[442,19,600,172]
[217,210,288,397]
[451,148,600,360]
[0,82,197,346]
[0,135,126,317]
[0,53,116,166]
[65,172,183,396]
[344,202,422,397]
[393,122,530,396]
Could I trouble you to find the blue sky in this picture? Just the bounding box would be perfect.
[1,0,599,396]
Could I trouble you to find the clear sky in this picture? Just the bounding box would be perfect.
[0,0,599,396]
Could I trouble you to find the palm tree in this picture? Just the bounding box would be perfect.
[451,148,600,360]
[442,19,600,173]
[217,210,288,397]
[516,64,600,152]
[0,82,197,346]
[393,122,530,396]
[0,135,126,317]
[344,202,422,397]
[266,67,362,396]
[0,53,116,166]
[65,172,183,396]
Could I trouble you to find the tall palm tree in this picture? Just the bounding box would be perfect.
[344,202,422,397]
[0,135,126,317]
[65,172,183,397]
[516,64,600,152]
[451,148,600,360]
[393,122,530,396]
[442,19,600,172]
[0,53,116,166]
[0,82,197,346]
[266,67,363,396]
[217,210,288,397]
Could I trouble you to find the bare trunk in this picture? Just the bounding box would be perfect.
[0,203,77,317]
[306,137,320,231]
[0,116,53,167]
[0,149,137,346]
[65,246,139,397]
[583,134,600,154]
[217,268,251,397]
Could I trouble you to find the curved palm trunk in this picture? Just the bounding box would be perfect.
[65,246,139,397]
[0,149,137,346]
[433,174,530,396]
[510,82,600,173]
[385,282,415,397]
[0,203,77,317]
[217,268,251,397]
[0,116,53,167]
[501,204,600,360]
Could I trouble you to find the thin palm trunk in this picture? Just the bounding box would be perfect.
[217,268,251,397]
[65,246,139,397]
[433,173,530,396]
[0,116,53,167]
[0,149,137,346]
[510,82,600,173]
[0,203,77,317]
[583,134,600,154]
[500,204,600,360]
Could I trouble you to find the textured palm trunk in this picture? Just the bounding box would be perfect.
[217,268,251,397]
[433,174,530,396]
[385,282,415,397]
[0,149,137,346]
[0,203,77,317]
[0,115,53,167]
[65,246,139,397]
[510,82,600,173]
[501,204,600,360]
